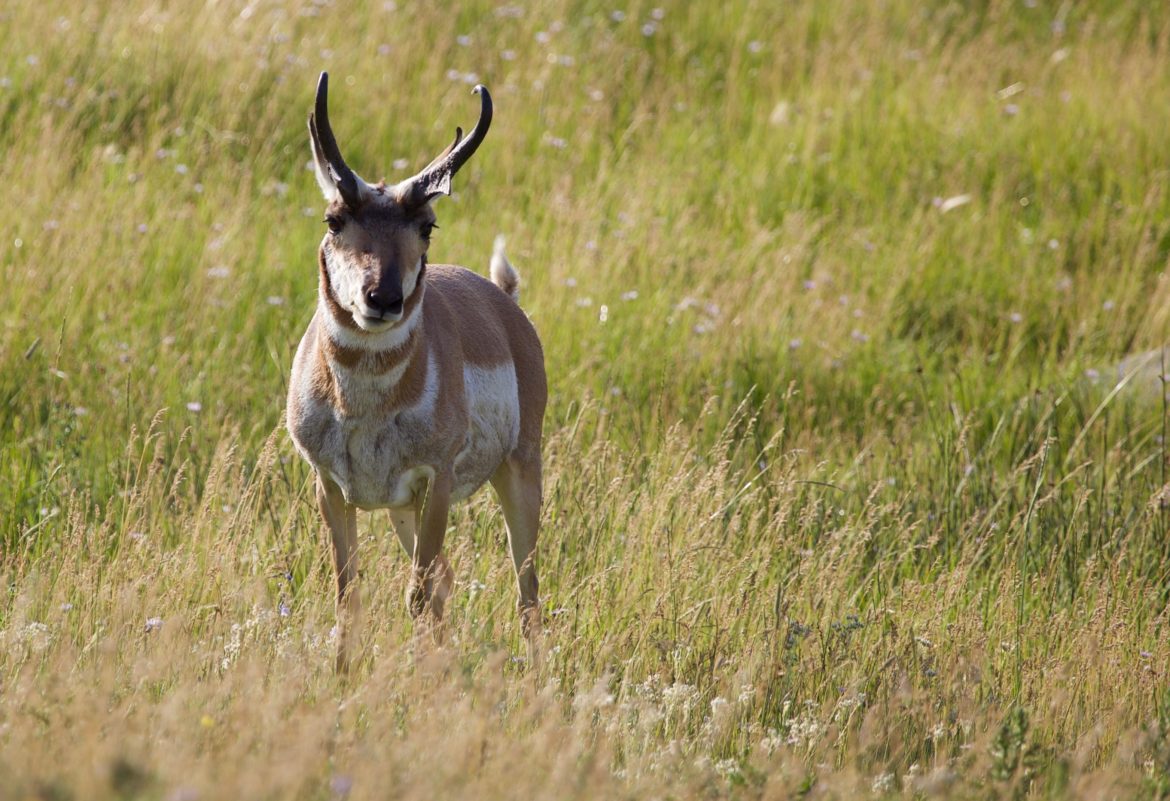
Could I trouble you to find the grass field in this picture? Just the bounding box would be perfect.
[4,0,1170,797]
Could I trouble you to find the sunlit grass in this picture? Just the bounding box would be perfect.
[3,1,1170,798]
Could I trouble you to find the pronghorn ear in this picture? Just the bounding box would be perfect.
[308,114,341,202]
[408,127,461,203]
[393,173,450,209]
[420,172,452,202]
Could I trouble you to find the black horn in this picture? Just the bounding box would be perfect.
[310,72,361,207]
[404,85,492,205]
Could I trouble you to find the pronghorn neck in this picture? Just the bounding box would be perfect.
[316,253,429,416]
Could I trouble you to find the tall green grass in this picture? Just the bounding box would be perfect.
[3,1,1170,797]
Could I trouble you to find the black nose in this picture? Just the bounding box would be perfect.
[365,288,404,315]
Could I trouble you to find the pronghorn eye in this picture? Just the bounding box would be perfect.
[324,215,345,235]
[420,222,437,240]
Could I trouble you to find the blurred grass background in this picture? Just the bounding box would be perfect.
[3,0,1170,798]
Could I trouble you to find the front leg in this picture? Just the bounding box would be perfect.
[317,474,360,672]
[407,469,454,624]
[391,509,454,620]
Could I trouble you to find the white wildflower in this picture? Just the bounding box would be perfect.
[872,772,895,793]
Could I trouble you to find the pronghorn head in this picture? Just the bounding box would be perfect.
[308,72,492,332]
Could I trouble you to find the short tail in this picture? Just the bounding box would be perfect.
[490,234,521,302]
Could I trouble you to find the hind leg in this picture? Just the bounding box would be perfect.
[490,456,542,650]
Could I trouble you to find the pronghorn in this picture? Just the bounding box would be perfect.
[287,73,546,670]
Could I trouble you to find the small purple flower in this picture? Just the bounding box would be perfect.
[145,617,163,633]
[330,775,353,798]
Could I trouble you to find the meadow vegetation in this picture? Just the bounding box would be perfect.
[3,0,1170,797]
